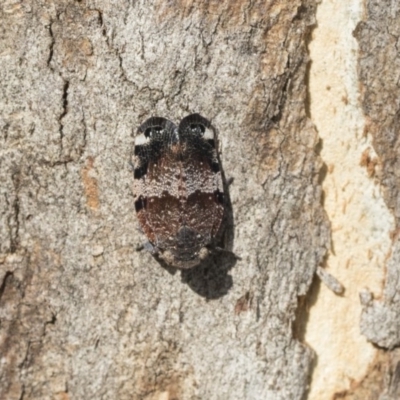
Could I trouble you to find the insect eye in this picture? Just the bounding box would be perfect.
[144,126,163,138]
[190,123,206,136]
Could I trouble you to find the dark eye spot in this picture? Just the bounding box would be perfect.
[145,126,163,138]
[190,123,205,136]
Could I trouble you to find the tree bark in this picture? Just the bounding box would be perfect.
[0,1,326,398]
[4,0,399,399]
[354,1,400,399]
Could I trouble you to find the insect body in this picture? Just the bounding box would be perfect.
[132,114,224,269]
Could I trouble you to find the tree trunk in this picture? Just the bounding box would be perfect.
[0,1,398,399]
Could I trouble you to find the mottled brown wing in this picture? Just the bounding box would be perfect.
[143,161,180,244]
[178,114,224,242]
[180,151,224,240]
[133,117,177,245]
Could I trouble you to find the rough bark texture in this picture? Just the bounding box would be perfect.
[0,1,328,399]
[354,1,400,399]
[356,0,400,352]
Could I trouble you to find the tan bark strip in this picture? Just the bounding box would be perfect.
[306,0,394,398]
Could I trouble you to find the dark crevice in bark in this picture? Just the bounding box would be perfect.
[18,386,25,400]
[40,159,73,167]
[270,71,291,125]
[43,313,58,337]
[303,4,318,119]
[19,340,31,370]
[81,110,87,152]
[3,122,10,141]
[59,80,69,152]
[94,8,108,41]
[294,275,320,400]
[91,6,136,90]
[139,30,145,60]
[0,271,14,302]
[9,171,21,253]
[46,313,57,326]
[117,51,135,87]
[47,22,55,69]
[304,58,312,119]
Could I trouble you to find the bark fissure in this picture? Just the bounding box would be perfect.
[10,172,21,253]
[59,80,69,153]
[0,271,14,302]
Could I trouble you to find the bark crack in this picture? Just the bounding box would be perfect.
[0,271,14,302]
[59,80,69,154]
[46,13,74,162]
[47,21,55,69]
[9,171,21,253]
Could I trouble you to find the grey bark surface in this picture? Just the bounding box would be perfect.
[356,1,400,350]
[0,1,329,399]
[355,1,400,399]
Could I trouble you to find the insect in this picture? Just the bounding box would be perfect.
[132,113,225,269]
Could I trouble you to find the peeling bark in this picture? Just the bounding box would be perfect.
[352,1,400,399]
[356,0,400,351]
